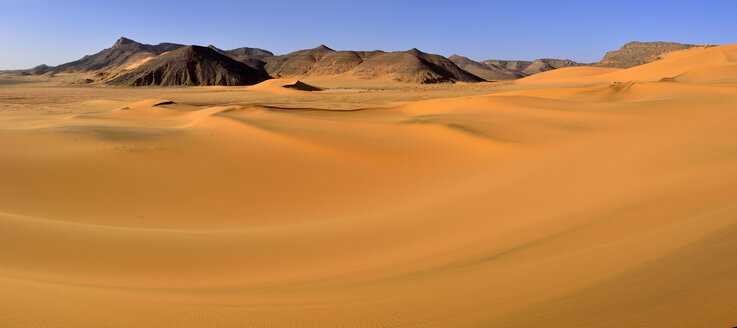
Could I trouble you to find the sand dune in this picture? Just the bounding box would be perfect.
[518,43,737,85]
[1,44,736,327]
[595,41,701,68]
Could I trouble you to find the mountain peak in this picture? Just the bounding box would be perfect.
[113,37,139,48]
[314,44,333,51]
[176,45,219,57]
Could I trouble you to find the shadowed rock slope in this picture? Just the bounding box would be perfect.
[107,46,270,86]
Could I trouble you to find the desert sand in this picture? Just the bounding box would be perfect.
[1,44,737,327]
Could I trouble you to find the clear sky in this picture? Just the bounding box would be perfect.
[1,0,736,69]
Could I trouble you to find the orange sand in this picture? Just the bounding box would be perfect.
[1,44,737,327]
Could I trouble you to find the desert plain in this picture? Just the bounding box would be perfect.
[1,43,737,327]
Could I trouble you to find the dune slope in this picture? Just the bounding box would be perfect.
[518,43,737,85]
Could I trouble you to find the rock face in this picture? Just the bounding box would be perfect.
[596,41,699,68]
[106,46,270,86]
[449,55,524,81]
[54,37,185,73]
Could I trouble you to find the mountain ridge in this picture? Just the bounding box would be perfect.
[2,38,717,85]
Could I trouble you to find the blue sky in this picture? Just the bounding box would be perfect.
[1,0,736,69]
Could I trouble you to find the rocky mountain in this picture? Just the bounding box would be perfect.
[265,45,380,77]
[265,46,482,83]
[6,38,714,85]
[595,41,701,68]
[106,45,270,86]
[53,37,185,73]
[32,38,272,77]
[351,48,483,83]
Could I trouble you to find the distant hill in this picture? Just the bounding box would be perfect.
[450,56,582,80]
[29,64,53,75]
[482,60,534,72]
[106,46,269,86]
[265,46,482,83]
[449,55,524,81]
[521,58,582,75]
[351,48,483,83]
[265,45,370,76]
[216,46,274,58]
[265,45,386,77]
[207,45,272,74]
[595,41,701,68]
